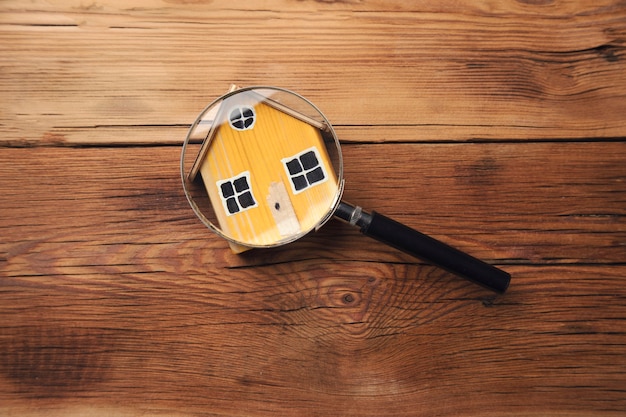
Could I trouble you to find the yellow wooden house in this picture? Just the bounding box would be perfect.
[188,89,340,250]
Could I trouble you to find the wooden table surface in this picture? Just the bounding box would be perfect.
[1,1,625,416]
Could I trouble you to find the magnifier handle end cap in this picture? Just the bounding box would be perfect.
[363,211,511,294]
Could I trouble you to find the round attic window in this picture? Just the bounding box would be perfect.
[228,106,256,131]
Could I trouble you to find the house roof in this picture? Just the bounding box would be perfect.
[187,88,328,182]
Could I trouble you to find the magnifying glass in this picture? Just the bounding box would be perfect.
[181,86,510,293]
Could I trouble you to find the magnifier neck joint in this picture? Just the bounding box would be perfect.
[336,202,372,230]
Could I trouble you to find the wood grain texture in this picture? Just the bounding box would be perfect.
[1,1,626,416]
[1,0,626,145]
[1,145,625,415]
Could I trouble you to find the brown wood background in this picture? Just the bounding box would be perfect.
[1,1,625,416]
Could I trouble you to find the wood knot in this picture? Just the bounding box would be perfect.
[309,275,383,335]
[343,292,355,304]
[324,284,364,310]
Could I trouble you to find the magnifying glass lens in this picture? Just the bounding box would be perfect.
[182,87,343,249]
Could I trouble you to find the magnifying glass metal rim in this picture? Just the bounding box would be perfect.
[180,85,346,249]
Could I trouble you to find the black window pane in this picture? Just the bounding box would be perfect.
[232,120,244,130]
[306,167,325,184]
[244,117,254,128]
[300,151,319,170]
[233,176,249,192]
[226,197,240,214]
[221,181,235,198]
[286,159,303,175]
[238,191,256,208]
[230,108,242,121]
[243,108,254,118]
[292,175,308,191]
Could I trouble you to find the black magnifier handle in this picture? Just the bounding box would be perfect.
[335,202,510,293]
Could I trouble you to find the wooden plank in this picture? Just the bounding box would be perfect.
[1,143,624,268]
[0,262,625,416]
[1,152,625,417]
[1,145,625,415]
[1,1,626,145]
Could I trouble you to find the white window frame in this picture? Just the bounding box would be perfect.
[281,146,329,195]
[216,171,258,216]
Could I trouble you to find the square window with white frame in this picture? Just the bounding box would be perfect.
[282,147,329,195]
[216,171,258,216]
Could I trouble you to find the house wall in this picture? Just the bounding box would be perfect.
[199,101,339,246]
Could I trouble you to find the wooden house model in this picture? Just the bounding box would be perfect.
[188,89,340,251]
